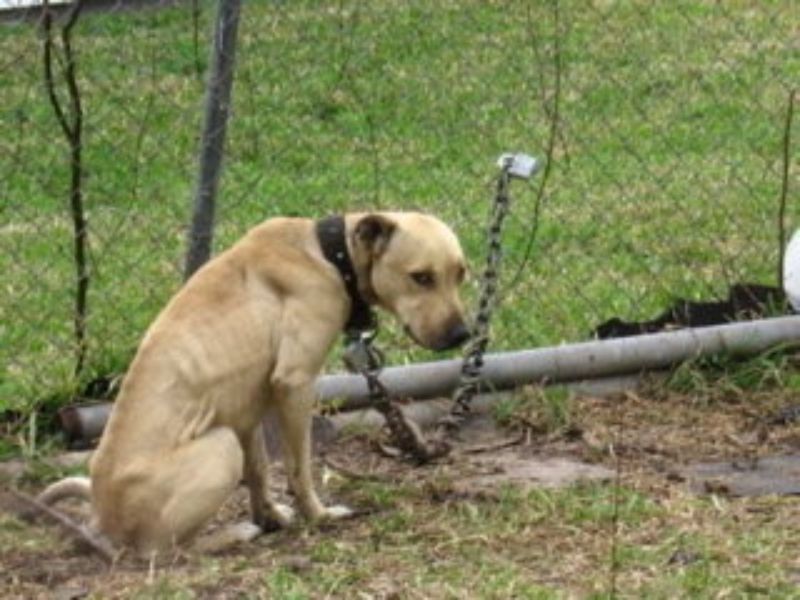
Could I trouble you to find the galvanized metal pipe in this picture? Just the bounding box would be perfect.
[59,316,800,445]
[318,316,800,403]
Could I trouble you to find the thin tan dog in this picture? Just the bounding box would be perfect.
[38,212,468,555]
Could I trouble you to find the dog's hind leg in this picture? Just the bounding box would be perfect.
[189,426,296,555]
[130,426,245,552]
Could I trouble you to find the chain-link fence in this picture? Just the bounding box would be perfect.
[1,0,797,419]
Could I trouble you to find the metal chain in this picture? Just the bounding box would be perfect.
[449,163,513,420]
[344,331,450,463]
[344,154,537,457]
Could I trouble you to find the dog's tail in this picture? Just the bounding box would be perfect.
[13,476,115,562]
[37,475,92,506]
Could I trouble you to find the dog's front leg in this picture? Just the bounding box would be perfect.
[243,425,295,530]
[273,381,352,522]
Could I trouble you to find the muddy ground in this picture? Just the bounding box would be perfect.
[2,379,800,598]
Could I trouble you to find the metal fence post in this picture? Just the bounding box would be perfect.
[183,0,242,280]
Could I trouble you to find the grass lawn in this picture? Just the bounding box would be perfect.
[2,3,800,597]
[2,365,800,598]
[1,2,798,431]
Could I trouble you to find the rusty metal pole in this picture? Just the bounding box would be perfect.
[184,0,241,280]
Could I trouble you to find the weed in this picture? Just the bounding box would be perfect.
[665,346,799,402]
[493,385,576,437]
[16,455,86,487]
[264,567,311,600]
[131,577,197,600]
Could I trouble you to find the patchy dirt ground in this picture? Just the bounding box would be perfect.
[2,380,800,599]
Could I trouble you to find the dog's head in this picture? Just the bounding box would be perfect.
[350,212,469,351]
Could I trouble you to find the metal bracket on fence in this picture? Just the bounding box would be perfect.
[496,153,541,180]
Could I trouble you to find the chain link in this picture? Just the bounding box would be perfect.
[346,157,523,456]
[345,156,514,462]
[344,331,450,463]
[449,162,514,420]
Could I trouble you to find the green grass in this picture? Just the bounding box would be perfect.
[4,370,800,596]
[493,384,575,435]
[666,345,800,400]
[1,2,798,422]
[3,476,798,598]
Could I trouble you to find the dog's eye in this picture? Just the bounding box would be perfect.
[410,271,435,288]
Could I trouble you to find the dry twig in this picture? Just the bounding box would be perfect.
[506,0,563,292]
[778,88,797,289]
[9,488,115,563]
[323,456,393,483]
[41,0,89,376]
[459,434,526,455]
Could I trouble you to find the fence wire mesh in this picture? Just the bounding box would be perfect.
[1,0,798,417]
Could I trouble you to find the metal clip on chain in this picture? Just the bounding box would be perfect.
[343,330,384,376]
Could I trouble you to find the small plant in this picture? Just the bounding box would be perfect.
[666,346,799,402]
[493,384,575,437]
[264,567,310,600]
[492,394,526,426]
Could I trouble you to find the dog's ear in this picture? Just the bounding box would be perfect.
[353,214,396,257]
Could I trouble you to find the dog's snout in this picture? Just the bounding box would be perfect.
[434,321,470,351]
[449,322,471,347]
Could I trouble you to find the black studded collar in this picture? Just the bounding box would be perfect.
[315,215,376,334]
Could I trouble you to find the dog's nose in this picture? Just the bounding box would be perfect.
[436,322,470,351]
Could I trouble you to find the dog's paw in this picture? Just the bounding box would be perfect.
[270,502,296,527]
[256,502,296,532]
[195,521,263,553]
[322,504,354,520]
[232,521,263,542]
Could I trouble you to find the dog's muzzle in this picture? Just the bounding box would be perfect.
[430,321,470,351]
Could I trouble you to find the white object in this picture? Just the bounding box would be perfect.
[497,153,540,179]
[0,0,71,8]
[784,229,800,311]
